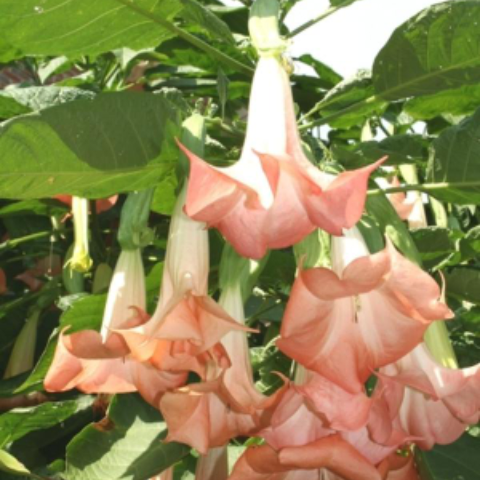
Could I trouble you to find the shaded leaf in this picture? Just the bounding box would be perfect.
[314,70,387,128]
[373,0,480,101]
[179,0,234,44]
[333,134,427,168]
[427,107,480,204]
[405,84,480,120]
[64,393,190,480]
[445,267,480,304]
[0,87,95,120]
[0,397,93,448]
[366,192,422,265]
[0,92,182,199]
[297,54,342,90]
[417,433,480,480]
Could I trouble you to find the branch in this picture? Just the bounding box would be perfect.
[113,0,254,77]
[287,0,358,38]
[368,180,480,196]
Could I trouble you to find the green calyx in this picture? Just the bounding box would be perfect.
[219,243,269,302]
[249,0,287,57]
[118,189,155,250]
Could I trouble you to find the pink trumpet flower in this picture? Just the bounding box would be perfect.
[160,282,284,454]
[378,342,480,450]
[179,54,384,259]
[115,185,249,379]
[44,249,186,406]
[277,228,453,394]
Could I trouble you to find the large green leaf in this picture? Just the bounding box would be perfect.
[313,70,387,128]
[64,393,190,480]
[0,0,182,62]
[0,91,182,199]
[417,434,480,480]
[333,134,427,168]
[373,0,480,101]
[0,87,95,121]
[405,84,480,120]
[445,267,480,304]
[427,107,480,204]
[0,397,93,448]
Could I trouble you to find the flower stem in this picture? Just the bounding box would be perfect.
[299,95,378,131]
[287,0,357,38]
[368,180,480,196]
[112,0,254,77]
[0,231,53,251]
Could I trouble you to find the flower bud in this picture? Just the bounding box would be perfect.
[64,197,93,273]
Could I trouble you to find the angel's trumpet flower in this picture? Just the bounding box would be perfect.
[179,0,384,259]
[277,227,453,394]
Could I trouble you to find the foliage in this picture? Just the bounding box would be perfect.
[0,0,478,478]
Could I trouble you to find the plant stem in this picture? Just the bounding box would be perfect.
[113,0,254,77]
[0,231,53,251]
[368,180,480,196]
[299,95,378,131]
[287,0,356,38]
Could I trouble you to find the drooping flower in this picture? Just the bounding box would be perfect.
[159,278,283,454]
[116,185,249,379]
[277,227,453,394]
[179,6,384,259]
[44,248,186,406]
[378,342,480,450]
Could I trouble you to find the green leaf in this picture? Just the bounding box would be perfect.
[0,450,31,477]
[417,433,480,480]
[373,0,480,101]
[297,54,343,89]
[366,192,422,265]
[0,397,93,448]
[427,107,480,204]
[179,0,234,44]
[0,87,95,120]
[314,70,387,129]
[411,227,455,268]
[0,0,183,63]
[333,134,427,168]
[405,84,480,120]
[0,91,182,199]
[445,267,480,304]
[151,171,178,216]
[0,199,68,218]
[64,393,190,480]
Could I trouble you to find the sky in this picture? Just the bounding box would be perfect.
[221,0,439,78]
